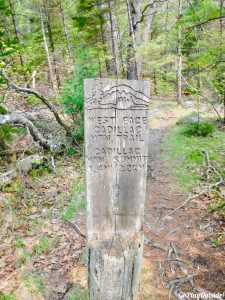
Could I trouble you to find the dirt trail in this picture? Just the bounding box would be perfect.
[140,111,225,299]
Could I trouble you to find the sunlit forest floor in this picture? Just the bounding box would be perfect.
[0,96,225,299]
[140,98,225,299]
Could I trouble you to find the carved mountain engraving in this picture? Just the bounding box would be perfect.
[86,84,149,110]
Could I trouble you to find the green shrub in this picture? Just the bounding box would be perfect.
[60,45,97,141]
[209,198,225,219]
[181,121,214,137]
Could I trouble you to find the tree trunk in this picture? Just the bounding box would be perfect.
[97,0,118,76]
[2,14,10,42]
[42,0,60,88]
[176,0,182,103]
[59,3,74,65]
[8,0,25,67]
[39,6,57,92]
[126,0,140,80]
[139,1,156,77]
[115,0,126,77]
[108,1,120,76]
[142,1,155,43]
[25,0,31,34]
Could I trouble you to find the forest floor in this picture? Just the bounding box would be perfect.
[0,97,225,300]
[140,98,225,299]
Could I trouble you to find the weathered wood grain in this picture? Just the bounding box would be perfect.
[84,79,150,300]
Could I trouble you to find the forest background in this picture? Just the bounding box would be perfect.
[0,0,225,299]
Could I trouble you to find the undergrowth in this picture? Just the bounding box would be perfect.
[65,285,87,300]
[60,177,85,221]
[181,121,214,137]
[162,122,225,193]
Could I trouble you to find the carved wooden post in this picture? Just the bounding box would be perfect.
[84,79,149,300]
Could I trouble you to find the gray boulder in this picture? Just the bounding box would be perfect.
[17,154,43,173]
[177,114,206,125]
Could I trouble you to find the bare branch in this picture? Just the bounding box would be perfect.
[1,69,70,135]
[190,15,225,28]
[64,220,86,239]
[0,113,54,150]
[133,0,168,29]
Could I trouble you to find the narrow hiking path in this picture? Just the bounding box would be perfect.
[140,102,225,300]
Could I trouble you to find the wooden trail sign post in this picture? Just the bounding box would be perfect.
[84,79,150,300]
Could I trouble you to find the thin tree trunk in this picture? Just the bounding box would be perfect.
[97,0,118,76]
[115,0,126,77]
[108,1,119,76]
[99,17,111,76]
[142,1,155,43]
[95,36,103,77]
[126,0,140,80]
[25,0,31,34]
[39,6,57,92]
[42,0,60,88]
[59,3,74,65]
[176,0,182,103]
[139,0,155,77]
[153,69,157,95]
[2,14,10,42]
[8,0,24,67]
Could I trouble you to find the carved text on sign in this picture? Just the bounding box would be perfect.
[86,81,149,173]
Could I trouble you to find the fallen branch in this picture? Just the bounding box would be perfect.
[64,220,86,239]
[0,113,54,150]
[169,192,205,216]
[1,69,71,135]
[169,150,224,215]
[202,150,224,188]
[190,15,225,28]
[202,149,212,180]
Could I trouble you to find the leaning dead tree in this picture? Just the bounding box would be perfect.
[1,69,70,135]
